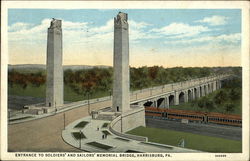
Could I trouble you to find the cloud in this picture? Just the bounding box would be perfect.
[90,19,113,33]
[8,18,155,65]
[151,23,210,38]
[129,20,151,30]
[166,33,241,45]
[8,18,154,45]
[8,22,32,32]
[195,15,229,26]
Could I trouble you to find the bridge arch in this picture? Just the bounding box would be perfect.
[188,89,192,102]
[157,98,165,108]
[194,88,198,99]
[204,85,207,96]
[208,84,211,93]
[200,86,203,97]
[179,92,185,104]
[169,95,175,106]
[143,101,153,107]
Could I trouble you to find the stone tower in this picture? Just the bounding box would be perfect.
[46,19,63,107]
[112,12,130,113]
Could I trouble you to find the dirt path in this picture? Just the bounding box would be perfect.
[8,100,111,152]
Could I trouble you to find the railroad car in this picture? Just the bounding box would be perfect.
[144,107,242,127]
[164,108,204,122]
[207,112,242,126]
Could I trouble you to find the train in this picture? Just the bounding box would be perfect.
[145,107,242,127]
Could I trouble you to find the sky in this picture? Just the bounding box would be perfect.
[8,9,241,67]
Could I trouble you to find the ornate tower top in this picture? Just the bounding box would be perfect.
[49,18,62,29]
[114,12,128,27]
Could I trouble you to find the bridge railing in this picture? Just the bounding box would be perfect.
[129,74,232,101]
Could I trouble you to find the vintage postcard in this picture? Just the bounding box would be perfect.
[1,1,249,161]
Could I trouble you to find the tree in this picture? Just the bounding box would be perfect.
[214,90,228,105]
[204,99,215,111]
[197,97,206,108]
[225,103,235,113]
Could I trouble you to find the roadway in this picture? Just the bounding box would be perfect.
[8,100,111,152]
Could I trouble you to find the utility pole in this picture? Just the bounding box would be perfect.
[63,113,66,130]
[79,130,82,149]
[88,93,90,115]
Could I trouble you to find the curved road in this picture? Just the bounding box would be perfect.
[8,100,111,152]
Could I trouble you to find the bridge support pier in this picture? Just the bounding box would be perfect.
[175,92,179,105]
[213,81,216,92]
[166,96,169,108]
[192,89,195,100]
[197,87,201,98]
[184,91,188,103]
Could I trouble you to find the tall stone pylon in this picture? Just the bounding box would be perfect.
[112,12,130,113]
[46,19,63,108]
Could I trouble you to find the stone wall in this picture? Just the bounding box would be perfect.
[111,106,146,133]
[109,107,147,141]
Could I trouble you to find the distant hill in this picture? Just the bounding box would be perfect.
[8,64,111,71]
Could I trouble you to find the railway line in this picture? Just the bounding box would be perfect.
[145,107,242,127]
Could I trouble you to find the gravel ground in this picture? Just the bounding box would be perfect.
[146,118,242,141]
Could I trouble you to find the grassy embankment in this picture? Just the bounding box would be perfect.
[8,84,110,102]
[127,126,241,153]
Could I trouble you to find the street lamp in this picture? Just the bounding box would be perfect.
[109,90,112,99]
[87,92,90,115]
[54,102,57,115]
[79,130,82,149]
[63,113,66,130]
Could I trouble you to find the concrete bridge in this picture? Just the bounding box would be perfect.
[129,74,232,109]
[18,74,232,122]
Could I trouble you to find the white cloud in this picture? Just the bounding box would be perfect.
[151,23,209,38]
[8,18,154,45]
[129,20,151,29]
[8,18,156,65]
[166,33,241,45]
[90,19,113,33]
[196,15,229,26]
[8,22,32,32]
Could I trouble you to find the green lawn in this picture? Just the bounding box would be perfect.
[101,123,109,128]
[8,84,110,102]
[71,132,86,140]
[74,121,89,128]
[127,126,242,153]
[102,130,111,136]
[8,84,46,98]
[86,142,113,150]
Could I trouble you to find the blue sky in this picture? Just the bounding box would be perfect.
[8,9,241,67]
